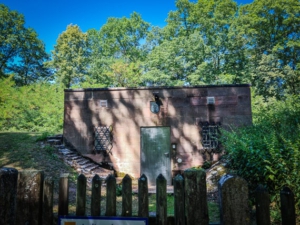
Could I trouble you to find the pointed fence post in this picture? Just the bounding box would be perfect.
[255,185,270,225]
[16,170,44,225]
[106,174,116,216]
[218,174,250,225]
[173,174,185,225]
[43,177,54,225]
[91,174,102,216]
[76,174,87,216]
[0,167,18,225]
[122,174,132,216]
[156,174,167,225]
[58,173,69,216]
[138,174,149,217]
[280,187,296,225]
[184,168,209,225]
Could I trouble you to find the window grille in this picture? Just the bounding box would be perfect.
[94,126,113,154]
[200,122,221,153]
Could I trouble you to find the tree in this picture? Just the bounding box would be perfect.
[0,4,50,85]
[87,12,149,87]
[232,0,300,98]
[48,24,90,88]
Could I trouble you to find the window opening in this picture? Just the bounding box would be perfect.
[199,121,221,153]
[99,100,108,108]
[94,126,113,154]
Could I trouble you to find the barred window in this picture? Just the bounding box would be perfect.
[199,122,221,153]
[94,126,113,154]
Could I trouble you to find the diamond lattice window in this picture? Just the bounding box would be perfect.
[94,126,113,154]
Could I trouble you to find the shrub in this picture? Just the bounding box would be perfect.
[221,95,300,223]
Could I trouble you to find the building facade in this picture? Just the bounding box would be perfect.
[63,85,252,185]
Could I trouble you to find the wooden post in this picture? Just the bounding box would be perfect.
[122,174,132,216]
[0,167,18,225]
[76,174,87,216]
[280,186,296,225]
[184,168,209,225]
[138,174,149,217]
[173,174,185,225]
[218,174,249,225]
[43,177,54,225]
[156,174,167,225]
[255,185,270,225]
[58,173,69,216]
[16,170,44,225]
[91,174,102,216]
[105,174,116,216]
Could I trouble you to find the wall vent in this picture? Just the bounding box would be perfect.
[99,100,107,108]
[207,97,215,105]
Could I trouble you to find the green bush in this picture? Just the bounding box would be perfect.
[0,77,64,133]
[221,95,300,223]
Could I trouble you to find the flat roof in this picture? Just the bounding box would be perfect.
[65,84,251,92]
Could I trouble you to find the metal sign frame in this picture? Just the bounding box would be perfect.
[58,216,148,225]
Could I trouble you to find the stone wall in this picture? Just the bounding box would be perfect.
[63,85,252,178]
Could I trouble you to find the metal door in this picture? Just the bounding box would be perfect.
[140,127,171,185]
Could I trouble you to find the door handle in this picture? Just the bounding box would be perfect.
[164,152,169,157]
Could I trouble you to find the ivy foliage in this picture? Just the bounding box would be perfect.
[221,95,300,223]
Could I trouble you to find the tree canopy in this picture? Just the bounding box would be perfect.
[0,4,50,85]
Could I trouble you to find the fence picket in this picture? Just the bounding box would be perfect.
[156,174,167,225]
[185,168,209,225]
[0,167,18,225]
[255,185,270,225]
[76,174,87,216]
[138,174,149,217]
[280,186,296,225]
[91,174,102,216]
[43,177,54,225]
[122,174,132,216]
[173,174,185,225]
[218,174,249,225]
[58,173,69,216]
[105,174,116,216]
[16,170,44,225]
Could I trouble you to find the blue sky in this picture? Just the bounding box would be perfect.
[2,0,253,53]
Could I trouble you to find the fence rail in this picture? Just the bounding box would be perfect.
[0,167,297,225]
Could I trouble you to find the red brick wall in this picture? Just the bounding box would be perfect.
[63,85,252,178]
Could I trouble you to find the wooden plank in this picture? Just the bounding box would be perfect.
[0,167,18,225]
[185,169,209,225]
[173,174,185,225]
[16,170,44,225]
[76,174,87,216]
[255,185,270,225]
[43,177,54,225]
[156,174,167,225]
[122,174,132,216]
[280,187,296,225]
[91,174,102,216]
[58,173,69,216]
[105,174,116,216]
[138,174,149,217]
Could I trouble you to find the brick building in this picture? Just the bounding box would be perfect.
[63,84,252,185]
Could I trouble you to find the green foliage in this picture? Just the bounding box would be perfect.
[0,4,50,85]
[0,77,63,133]
[47,24,90,88]
[222,95,300,223]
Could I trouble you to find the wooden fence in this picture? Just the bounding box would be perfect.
[0,167,297,225]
